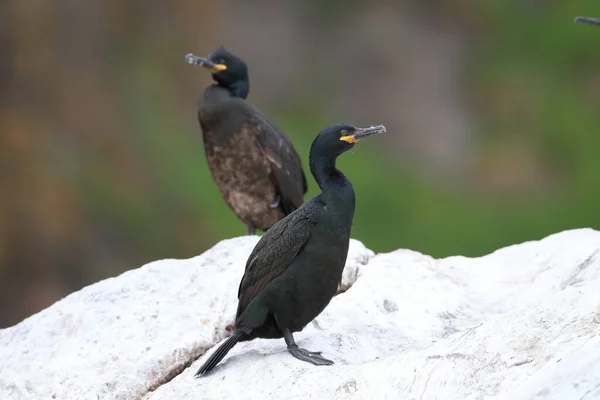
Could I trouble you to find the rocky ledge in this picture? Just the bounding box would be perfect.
[1,229,599,399]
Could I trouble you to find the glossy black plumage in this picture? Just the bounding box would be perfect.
[185,47,308,235]
[195,123,386,377]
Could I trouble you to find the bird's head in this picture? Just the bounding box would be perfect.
[185,47,249,94]
[311,123,386,159]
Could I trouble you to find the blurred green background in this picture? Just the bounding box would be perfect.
[1,0,599,327]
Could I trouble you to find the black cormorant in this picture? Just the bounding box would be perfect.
[195,123,386,376]
[185,47,308,235]
[575,16,600,26]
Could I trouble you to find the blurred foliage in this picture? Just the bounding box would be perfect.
[1,0,600,327]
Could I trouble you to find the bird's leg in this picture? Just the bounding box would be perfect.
[283,328,334,366]
[269,194,281,209]
[246,224,256,235]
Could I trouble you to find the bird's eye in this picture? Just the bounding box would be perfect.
[219,58,226,64]
[340,129,347,135]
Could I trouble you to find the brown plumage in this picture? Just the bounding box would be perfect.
[186,47,307,234]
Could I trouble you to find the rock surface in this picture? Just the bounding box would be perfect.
[1,230,600,399]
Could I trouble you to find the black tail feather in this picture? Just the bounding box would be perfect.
[195,330,245,376]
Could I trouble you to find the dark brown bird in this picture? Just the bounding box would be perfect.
[185,47,308,235]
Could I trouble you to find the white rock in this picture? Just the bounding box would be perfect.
[1,230,599,400]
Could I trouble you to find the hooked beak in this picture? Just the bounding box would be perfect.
[340,125,386,144]
[575,16,600,26]
[185,53,227,73]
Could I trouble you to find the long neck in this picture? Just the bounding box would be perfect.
[310,153,337,190]
[310,151,356,230]
[309,152,355,202]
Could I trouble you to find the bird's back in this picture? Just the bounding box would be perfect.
[198,93,307,231]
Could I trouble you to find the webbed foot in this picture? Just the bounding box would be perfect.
[282,328,334,366]
[288,344,334,366]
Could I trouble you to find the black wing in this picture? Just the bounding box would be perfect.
[245,103,308,214]
[236,209,316,318]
